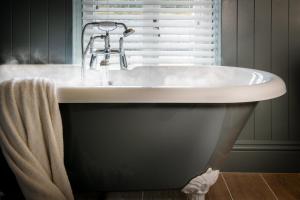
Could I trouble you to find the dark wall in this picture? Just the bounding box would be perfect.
[0,0,73,64]
[0,0,299,173]
[222,0,300,171]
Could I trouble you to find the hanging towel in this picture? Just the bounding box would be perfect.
[0,78,74,200]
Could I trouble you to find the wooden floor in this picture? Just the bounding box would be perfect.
[76,173,300,200]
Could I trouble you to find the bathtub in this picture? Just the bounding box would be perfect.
[0,65,286,192]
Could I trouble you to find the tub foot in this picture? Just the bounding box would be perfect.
[186,194,205,200]
[182,168,219,200]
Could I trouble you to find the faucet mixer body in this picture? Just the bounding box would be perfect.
[82,21,134,72]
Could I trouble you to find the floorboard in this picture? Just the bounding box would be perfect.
[35,173,300,200]
[222,172,277,200]
[206,174,232,200]
[262,173,300,200]
[143,190,186,200]
[105,191,143,200]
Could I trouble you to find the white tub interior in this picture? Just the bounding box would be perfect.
[0,64,286,103]
[0,65,271,87]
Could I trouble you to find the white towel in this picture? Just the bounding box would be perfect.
[0,78,74,200]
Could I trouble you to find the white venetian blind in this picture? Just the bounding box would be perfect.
[82,0,219,67]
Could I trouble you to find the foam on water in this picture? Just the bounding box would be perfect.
[0,64,271,88]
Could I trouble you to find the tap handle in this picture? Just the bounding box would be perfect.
[98,21,118,32]
[99,21,117,28]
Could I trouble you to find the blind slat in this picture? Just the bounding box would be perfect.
[83,0,213,6]
[83,14,212,21]
[84,38,214,44]
[83,19,212,27]
[91,43,214,50]
[83,7,212,14]
[104,57,215,65]
[85,28,214,36]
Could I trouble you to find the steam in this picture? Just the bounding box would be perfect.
[3,51,48,65]
[31,51,47,64]
[4,56,19,65]
[0,52,83,86]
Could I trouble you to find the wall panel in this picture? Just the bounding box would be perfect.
[30,0,49,63]
[0,1,12,63]
[272,0,289,140]
[0,0,72,64]
[237,0,255,140]
[254,0,272,140]
[221,0,237,66]
[222,0,300,161]
[289,0,300,140]
[49,0,66,63]
[12,0,30,63]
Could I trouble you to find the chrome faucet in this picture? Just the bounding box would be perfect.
[81,21,135,71]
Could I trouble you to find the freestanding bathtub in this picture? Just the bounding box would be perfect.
[0,65,286,192]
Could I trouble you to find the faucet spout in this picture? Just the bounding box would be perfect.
[100,31,111,66]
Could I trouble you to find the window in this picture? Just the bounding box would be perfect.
[78,0,220,67]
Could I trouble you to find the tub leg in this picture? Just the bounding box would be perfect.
[182,168,219,200]
[186,194,205,200]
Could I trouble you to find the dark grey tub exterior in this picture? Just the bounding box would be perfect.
[60,103,256,192]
